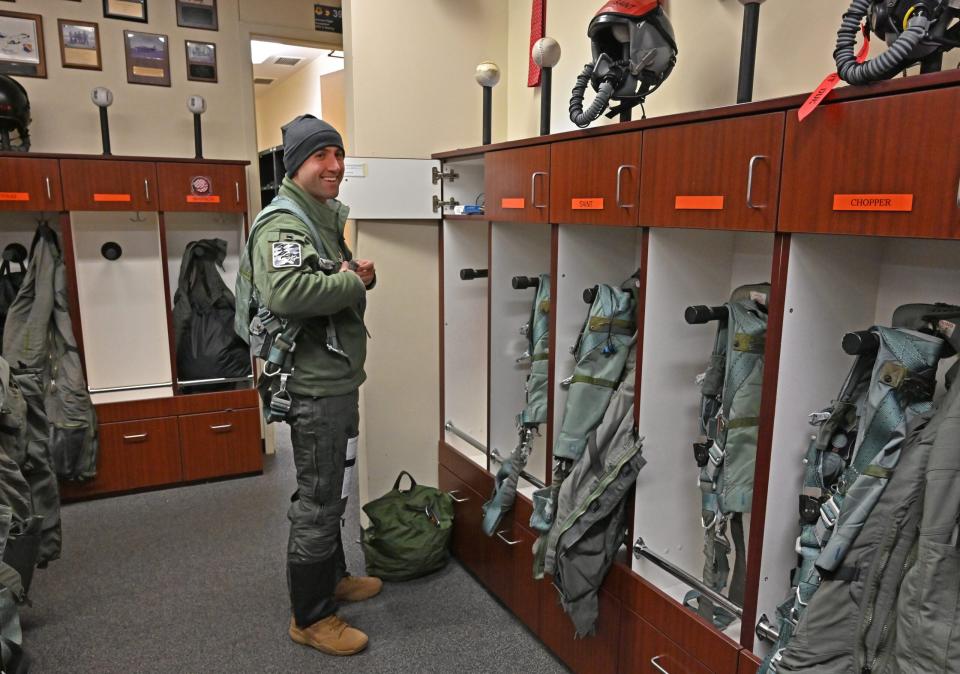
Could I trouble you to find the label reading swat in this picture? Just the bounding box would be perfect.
[832,194,914,212]
[572,198,604,210]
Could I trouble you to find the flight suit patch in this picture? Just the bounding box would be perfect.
[272,242,302,268]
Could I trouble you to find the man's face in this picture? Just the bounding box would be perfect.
[293,145,345,202]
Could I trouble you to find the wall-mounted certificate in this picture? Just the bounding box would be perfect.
[185,40,217,83]
[124,30,170,87]
[103,0,148,23]
[177,0,218,31]
[59,19,102,71]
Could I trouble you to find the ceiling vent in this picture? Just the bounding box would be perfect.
[274,57,301,67]
[254,77,275,85]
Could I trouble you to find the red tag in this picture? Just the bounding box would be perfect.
[832,194,914,212]
[528,0,546,87]
[501,198,525,209]
[799,26,870,122]
[675,195,725,211]
[572,198,604,210]
[186,195,221,204]
[0,192,29,202]
[93,193,132,202]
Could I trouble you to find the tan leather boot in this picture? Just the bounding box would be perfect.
[288,615,368,656]
[334,575,383,602]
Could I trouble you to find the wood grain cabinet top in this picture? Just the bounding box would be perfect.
[550,132,642,227]
[485,146,551,223]
[0,157,63,211]
[778,87,960,238]
[639,112,785,232]
[60,159,158,212]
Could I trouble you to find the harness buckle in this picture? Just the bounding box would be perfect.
[808,410,832,425]
[692,440,711,468]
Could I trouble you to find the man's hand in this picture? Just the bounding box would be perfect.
[353,259,376,287]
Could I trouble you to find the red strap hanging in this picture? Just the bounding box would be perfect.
[798,26,870,122]
[528,0,547,87]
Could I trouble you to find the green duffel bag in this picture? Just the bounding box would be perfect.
[361,471,454,582]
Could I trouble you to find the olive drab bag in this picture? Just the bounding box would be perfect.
[761,303,955,674]
[172,238,251,382]
[530,274,638,578]
[685,283,769,629]
[482,273,550,536]
[0,244,27,345]
[361,471,455,582]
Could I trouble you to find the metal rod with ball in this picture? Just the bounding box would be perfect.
[532,37,561,136]
[91,87,114,156]
[187,95,207,159]
[475,62,501,146]
[737,0,766,104]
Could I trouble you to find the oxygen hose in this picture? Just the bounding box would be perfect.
[835,0,931,84]
[569,63,616,128]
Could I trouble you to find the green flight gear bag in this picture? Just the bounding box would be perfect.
[361,471,455,582]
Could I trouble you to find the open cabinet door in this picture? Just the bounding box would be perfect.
[338,158,442,220]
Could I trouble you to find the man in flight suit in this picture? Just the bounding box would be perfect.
[248,115,379,656]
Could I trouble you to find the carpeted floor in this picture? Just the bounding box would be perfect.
[21,425,568,673]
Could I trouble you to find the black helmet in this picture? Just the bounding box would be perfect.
[570,0,678,127]
[0,75,30,152]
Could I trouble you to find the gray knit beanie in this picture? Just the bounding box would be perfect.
[281,114,344,178]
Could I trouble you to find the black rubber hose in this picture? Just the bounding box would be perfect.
[835,0,930,85]
[569,63,616,129]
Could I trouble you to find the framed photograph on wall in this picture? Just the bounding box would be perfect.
[124,30,170,86]
[185,40,216,83]
[58,19,102,71]
[103,0,148,23]
[176,0,218,31]
[0,11,46,78]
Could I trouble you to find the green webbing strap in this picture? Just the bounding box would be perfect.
[531,353,550,362]
[587,316,634,335]
[726,416,760,429]
[569,374,620,389]
[732,333,765,353]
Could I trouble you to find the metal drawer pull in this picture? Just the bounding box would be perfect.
[447,490,469,503]
[123,433,148,442]
[235,181,241,203]
[746,154,768,209]
[144,179,151,202]
[531,171,548,209]
[651,655,671,674]
[616,164,637,208]
[210,424,233,432]
[496,530,521,546]
[45,177,52,201]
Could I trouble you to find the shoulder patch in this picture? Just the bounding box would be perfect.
[272,242,302,269]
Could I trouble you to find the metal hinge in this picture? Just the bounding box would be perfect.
[432,166,459,184]
[433,195,460,213]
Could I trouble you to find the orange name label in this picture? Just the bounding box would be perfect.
[832,194,913,212]
[675,195,725,210]
[186,195,221,204]
[0,192,29,202]
[501,197,525,209]
[572,198,604,210]
[93,193,132,203]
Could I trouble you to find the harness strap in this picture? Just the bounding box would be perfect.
[587,316,634,335]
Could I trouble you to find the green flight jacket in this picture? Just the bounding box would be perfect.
[248,178,369,397]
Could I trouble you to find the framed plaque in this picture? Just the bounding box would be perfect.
[58,19,102,71]
[124,30,170,87]
[185,40,216,83]
[0,11,46,78]
[104,0,147,23]
[177,0,218,31]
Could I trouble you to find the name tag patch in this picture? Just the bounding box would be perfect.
[272,242,302,269]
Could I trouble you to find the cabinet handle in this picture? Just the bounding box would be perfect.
[144,179,151,202]
[45,176,52,201]
[650,655,671,674]
[235,181,241,204]
[496,530,521,546]
[616,164,637,208]
[746,155,768,209]
[210,424,233,432]
[123,433,148,442]
[531,171,548,209]
[447,490,469,503]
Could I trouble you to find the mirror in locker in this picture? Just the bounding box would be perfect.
[753,234,960,662]
[633,227,776,643]
[71,211,173,404]
[487,222,552,512]
[163,211,251,394]
[442,220,489,470]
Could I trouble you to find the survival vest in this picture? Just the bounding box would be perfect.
[235,195,350,422]
[686,283,769,629]
[762,303,954,673]
[482,274,550,536]
[530,274,638,578]
[172,238,251,384]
